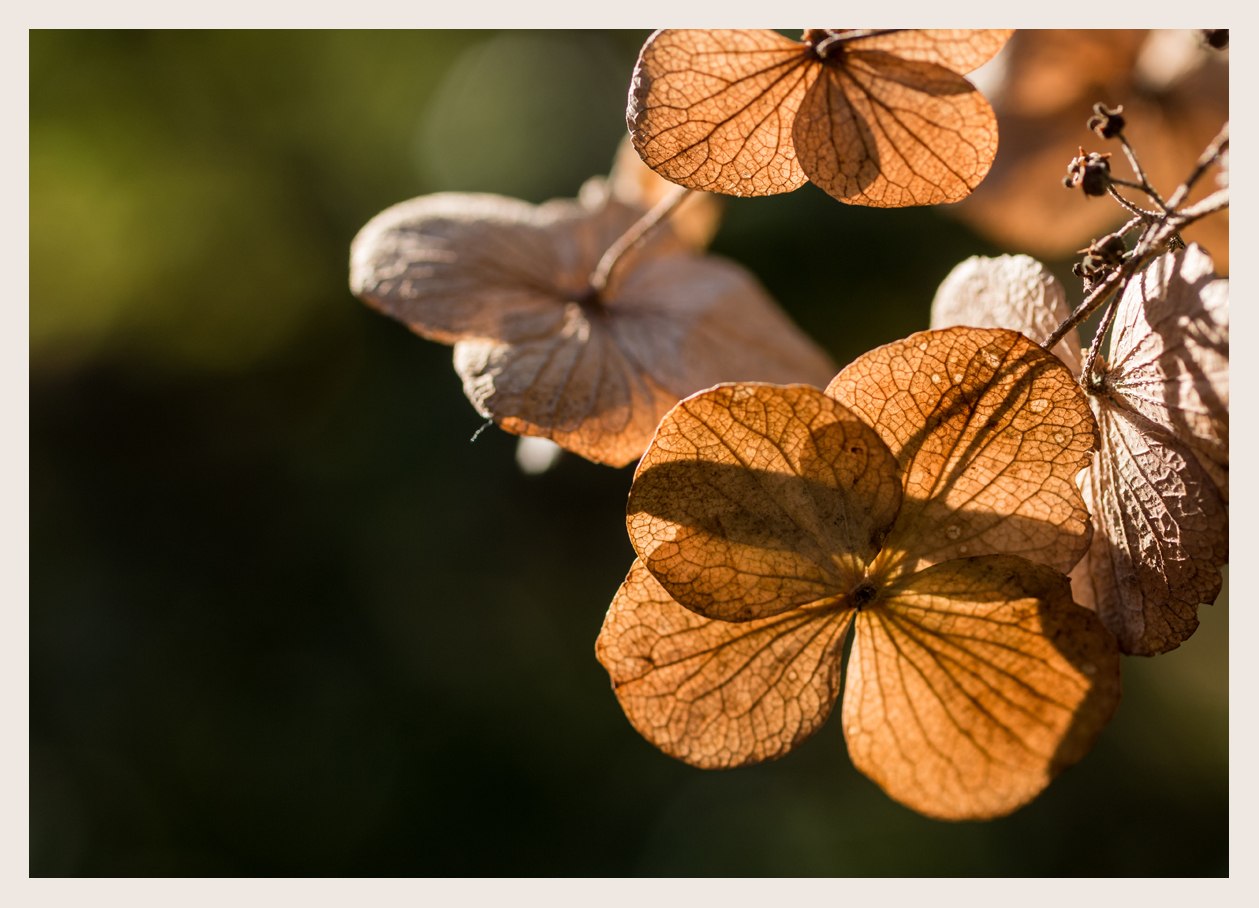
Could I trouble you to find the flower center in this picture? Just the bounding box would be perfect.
[848,581,878,612]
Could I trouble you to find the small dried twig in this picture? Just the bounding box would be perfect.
[1046,121,1229,355]
[1080,278,1129,385]
[1106,185,1161,220]
[1166,122,1229,211]
[589,184,691,295]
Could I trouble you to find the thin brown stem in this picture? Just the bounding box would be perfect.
[1174,186,1228,222]
[1117,214,1146,237]
[1081,281,1128,385]
[589,184,691,296]
[815,29,900,55]
[1166,122,1229,211]
[1045,264,1127,352]
[1117,134,1168,211]
[1106,185,1160,220]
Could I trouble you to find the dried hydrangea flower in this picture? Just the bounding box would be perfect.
[627,29,1012,207]
[350,183,834,467]
[598,327,1119,820]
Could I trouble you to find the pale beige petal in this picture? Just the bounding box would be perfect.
[350,192,643,344]
[826,327,1097,578]
[628,384,902,620]
[596,559,853,768]
[845,29,1015,75]
[627,29,816,197]
[1069,402,1227,655]
[930,254,1083,377]
[843,555,1120,820]
[1106,244,1229,499]
[794,52,999,207]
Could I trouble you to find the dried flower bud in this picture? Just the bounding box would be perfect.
[1202,29,1228,50]
[1083,234,1128,267]
[1063,149,1112,197]
[1073,234,1126,279]
[1086,103,1125,139]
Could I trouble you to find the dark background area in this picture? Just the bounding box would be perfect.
[30,30,1227,876]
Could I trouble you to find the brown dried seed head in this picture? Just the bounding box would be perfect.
[951,29,1229,271]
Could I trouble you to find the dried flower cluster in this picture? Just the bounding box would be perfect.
[350,29,1228,822]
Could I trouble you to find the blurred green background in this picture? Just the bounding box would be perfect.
[30,30,1227,876]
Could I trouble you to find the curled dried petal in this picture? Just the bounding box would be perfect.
[826,328,1098,578]
[930,255,1083,376]
[843,555,1121,820]
[1105,244,1228,500]
[1069,405,1227,655]
[596,560,853,768]
[629,383,902,621]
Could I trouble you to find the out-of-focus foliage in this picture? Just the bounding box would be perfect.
[31,31,1226,876]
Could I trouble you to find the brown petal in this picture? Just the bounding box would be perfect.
[606,135,724,251]
[845,29,1014,75]
[930,254,1083,377]
[627,29,816,197]
[1070,402,1227,655]
[628,384,902,620]
[843,555,1121,820]
[826,328,1097,577]
[596,559,853,768]
[1106,244,1229,500]
[794,52,1000,207]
